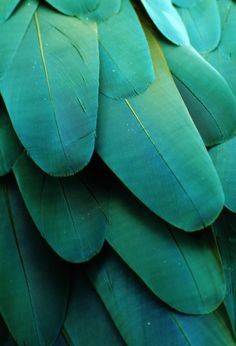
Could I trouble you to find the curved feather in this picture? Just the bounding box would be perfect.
[86,247,235,346]
[98,0,154,98]
[140,0,189,45]
[96,27,224,231]
[210,137,236,212]
[13,153,107,263]
[0,0,20,24]
[104,181,225,314]
[46,0,121,21]
[1,5,99,176]
[0,176,69,346]
[0,97,22,176]
[64,270,125,345]
[177,0,221,53]
[162,41,236,146]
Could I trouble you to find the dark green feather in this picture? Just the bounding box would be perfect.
[13,153,107,263]
[0,176,69,346]
[104,180,225,314]
[64,270,125,345]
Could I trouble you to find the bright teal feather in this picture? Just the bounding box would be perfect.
[140,0,190,45]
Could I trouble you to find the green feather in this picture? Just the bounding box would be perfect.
[0,176,69,346]
[64,270,125,345]
[13,153,107,263]
[103,180,225,314]
[1,5,99,176]
[98,0,154,98]
[162,41,236,146]
[96,27,224,231]
[86,246,234,346]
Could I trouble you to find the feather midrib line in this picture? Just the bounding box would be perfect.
[34,12,75,174]
[124,98,205,227]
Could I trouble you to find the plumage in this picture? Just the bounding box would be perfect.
[0,0,236,345]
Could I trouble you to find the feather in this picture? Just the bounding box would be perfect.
[98,0,154,98]
[64,269,125,345]
[176,0,221,53]
[85,246,234,346]
[1,5,99,176]
[0,176,69,345]
[13,153,107,263]
[162,41,236,146]
[140,0,190,45]
[96,26,224,231]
